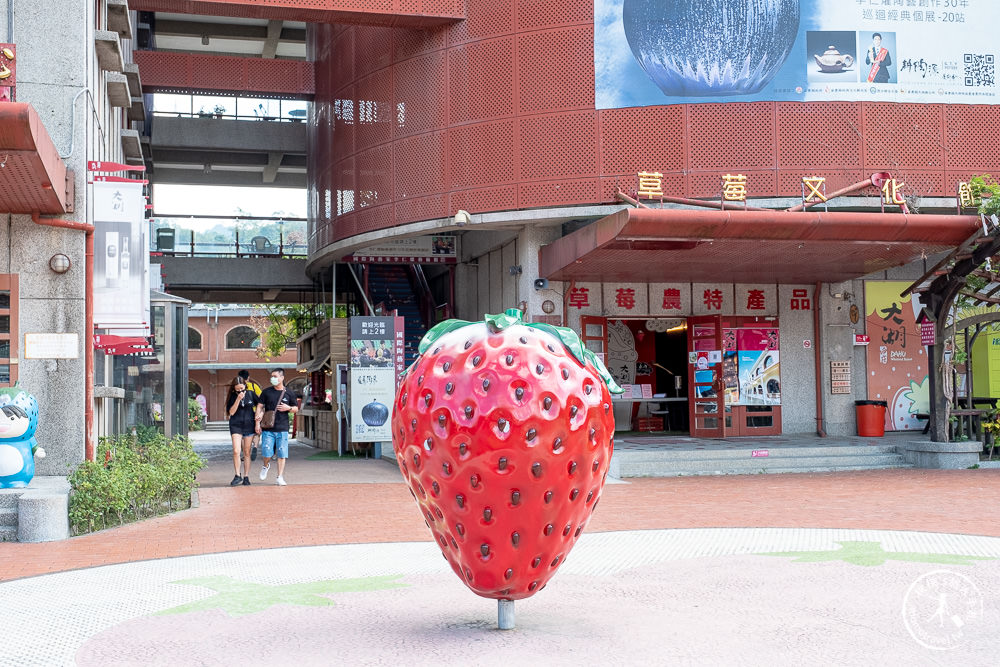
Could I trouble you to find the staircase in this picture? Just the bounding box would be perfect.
[611,441,913,477]
[366,264,428,365]
[0,488,22,542]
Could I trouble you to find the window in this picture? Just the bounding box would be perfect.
[226,325,259,350]
[0,275,16,386]
[188,327,202,350]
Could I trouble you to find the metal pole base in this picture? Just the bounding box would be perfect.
[498,599,515,630]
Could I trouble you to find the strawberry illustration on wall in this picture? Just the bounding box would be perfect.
[391,309,622,628]
[0,387,44,488]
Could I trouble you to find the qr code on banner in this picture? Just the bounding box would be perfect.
[964,53,995,87]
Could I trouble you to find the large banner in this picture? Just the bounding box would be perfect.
[93,182,149,331]
[349,316,404,443]
[596,0,997,109]
[865,282,928,432]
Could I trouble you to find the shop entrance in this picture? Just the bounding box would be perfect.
[596,316,781,437]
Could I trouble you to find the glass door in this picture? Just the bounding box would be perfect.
[687,316,726,438]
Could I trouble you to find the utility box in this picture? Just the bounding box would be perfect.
[971,331,1000,398]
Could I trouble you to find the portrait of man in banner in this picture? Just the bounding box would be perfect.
[862,31,896,84]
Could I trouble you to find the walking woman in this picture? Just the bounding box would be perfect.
[226,375,258,486]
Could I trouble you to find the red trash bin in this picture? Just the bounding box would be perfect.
[855,400,887,436]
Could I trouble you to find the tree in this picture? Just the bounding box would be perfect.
[248,304,334,360]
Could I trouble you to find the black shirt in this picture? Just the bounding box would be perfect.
[259,386,298,432]
[226,390,258,431]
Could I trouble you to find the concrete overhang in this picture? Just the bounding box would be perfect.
[124,63,142,97]
[151,116,306,154]
[121,129,143,161]
[157,256,313,303]
[128,96,146,122]
[107,0,133,41]
[0,103,72,214]
[95,30,125,73]
[106,72,132,108]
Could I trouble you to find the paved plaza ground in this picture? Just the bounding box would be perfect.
[1,431,999,665]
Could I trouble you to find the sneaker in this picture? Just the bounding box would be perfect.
[242,476,250,486]
[259,464,270,481]
[275,476,287,486]
[250,445,258,462]
[229,475,242,486]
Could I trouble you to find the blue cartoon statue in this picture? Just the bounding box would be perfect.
[0,387,43,488]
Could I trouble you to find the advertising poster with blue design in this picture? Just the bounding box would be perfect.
[349,317,402,443]
[595,0,996,109]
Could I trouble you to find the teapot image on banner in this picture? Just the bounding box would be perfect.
[622,0,800,96]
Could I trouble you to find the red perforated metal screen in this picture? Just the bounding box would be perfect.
[308,0,1000,250]
[135,51,315,99]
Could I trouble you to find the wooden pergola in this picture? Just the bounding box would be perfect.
[903,215,1000,441]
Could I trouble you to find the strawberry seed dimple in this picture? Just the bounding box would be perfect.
[433,347,441,355]
[535,364,544,375]
[483,378,490,391]
[531,462,543,478]
[515,387,525,401]
[544,523,554,536]
[544,490,553,503]
[519,336,527,344]
[585,384,593,395]
[456,523,465,536]
[438,414,447,427]
[525,428,537,442]
[464,406,474,419]
[570,405,578,418]
[424,438,434,451]
[459,443,468,455]
[550,556,561,567]
[456,494,465,508]
[434,507,443,519]
[413,453,421,469]
[450,537,458,548]
[464,340,473,350]
[552,437,562,453]
[592,459,600,473]
[604,402,610,413]
[547,343,556,353]
[589,427,596,440]
[575,526,583,537]
[480,544,490,557]
[543,396,553,410]
[505,354,514,365]
[401,392,408,405]
[497,418,509,433]
[568,460,578,475]
[586,489,595,503]
[472,355,482,367]
[510,490,520,505]
[410,418,417,432]
[443,361,451,372]
[431,481,440,494]
[417,375,424,385]
[563,524,572,536]
[445,382,454,394]
[442,462,452,475]
[529,581,539,591]
[498,456,508,470]
[505,568,514,580]
[511,532,520,546]
[570,488,579,501]
[531,557,541,568]
[483,507,493,521]
[424,393,432,407]
[561,369,569,380]
[470,474,480,488]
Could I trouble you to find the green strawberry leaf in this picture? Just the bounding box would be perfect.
[414,309,623,394]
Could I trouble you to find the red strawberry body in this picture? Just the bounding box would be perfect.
[391,310,619,600]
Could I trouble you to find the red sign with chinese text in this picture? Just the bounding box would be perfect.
[920,322,935,346]
[854,334,871,346]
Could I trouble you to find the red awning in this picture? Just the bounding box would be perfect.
[539,207,982,284]
[0,103,71,214]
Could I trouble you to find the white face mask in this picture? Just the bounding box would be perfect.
[270,376,280,386]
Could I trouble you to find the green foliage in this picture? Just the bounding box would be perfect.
[67,431,204,535]
[250,304,334,360]
[970,174,1000,215]
[188,397,205,431]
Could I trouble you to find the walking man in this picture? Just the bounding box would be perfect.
[256,368,298,485]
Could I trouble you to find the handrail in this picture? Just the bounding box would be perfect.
[410,264,436,328]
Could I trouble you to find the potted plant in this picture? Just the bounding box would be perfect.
[213,104,226,119]
[953,348,968,374]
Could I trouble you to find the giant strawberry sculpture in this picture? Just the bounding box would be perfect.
[392,309,622,625]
